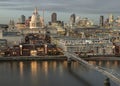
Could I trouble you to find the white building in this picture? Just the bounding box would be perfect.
[30,8,44,29]
[52,37,114,55]
[76,17,94,27]
[2,32,23,47]
[109,14,114,24]
[22,28,46,35]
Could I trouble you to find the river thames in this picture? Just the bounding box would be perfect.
[0,60,119,86]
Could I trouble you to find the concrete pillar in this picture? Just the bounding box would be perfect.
[104,78,110,86]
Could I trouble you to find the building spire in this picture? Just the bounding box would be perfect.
[34,7,38,14]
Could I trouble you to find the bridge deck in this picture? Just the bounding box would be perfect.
[64,52,120,85]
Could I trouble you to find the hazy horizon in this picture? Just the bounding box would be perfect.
[0,0,120,24]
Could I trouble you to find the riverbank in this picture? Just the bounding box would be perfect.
[0,55,67,61]
[0,55,120,61]
[84,57,120,61]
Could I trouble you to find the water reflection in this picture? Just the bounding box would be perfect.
[19,61,23,78]
[31,61,38,77]
[0,61,119,86]
[88,61,96,66]
[106,61,110,68]
[42,61,48,76]
[114,61,118,67]
[11,62,18,73]
[63,61,67,69]
[98,61,102,66]
[53,61,57,72]
[67,65,92,86]
[88,60,120,70]
[71,61,91,73]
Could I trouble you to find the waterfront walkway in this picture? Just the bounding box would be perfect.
[0,55,66,61]
[84,56,120,61]
[0,55,120,61]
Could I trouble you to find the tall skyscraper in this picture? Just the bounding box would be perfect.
[21,15,26,23]
[70,14,76,26]
[100,15,104,27]
[109,14,114,23]
[51,13,57,23]
[108,14,114,27]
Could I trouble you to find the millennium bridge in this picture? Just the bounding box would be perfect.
[64,51,120,86]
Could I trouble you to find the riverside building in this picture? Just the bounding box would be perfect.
[52,37,114,56]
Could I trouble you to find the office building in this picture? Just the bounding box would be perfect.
[70,14,76,26]
[51,13,57,23]
[99,16,104,27]
[21,15,26,24]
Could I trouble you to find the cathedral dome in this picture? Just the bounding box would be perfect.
[31,14,40,22]
[31,8,40,22]
[30,8,42,29]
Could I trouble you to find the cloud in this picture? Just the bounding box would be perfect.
[0,0,120,14]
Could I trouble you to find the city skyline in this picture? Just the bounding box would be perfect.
[0,0,120,24]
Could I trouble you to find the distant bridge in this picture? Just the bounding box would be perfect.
[64,51,120,85]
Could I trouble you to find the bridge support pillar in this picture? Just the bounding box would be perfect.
[104,78,110,86]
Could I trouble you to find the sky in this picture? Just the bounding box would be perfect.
[0,0,120,24]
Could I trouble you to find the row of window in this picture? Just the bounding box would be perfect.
[31,23,41,27]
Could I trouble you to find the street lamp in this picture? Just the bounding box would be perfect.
[44,44,47,55]
[19,45,22,56]
[112,45,115,55]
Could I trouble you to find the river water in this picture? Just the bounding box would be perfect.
[0,60,119,86]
